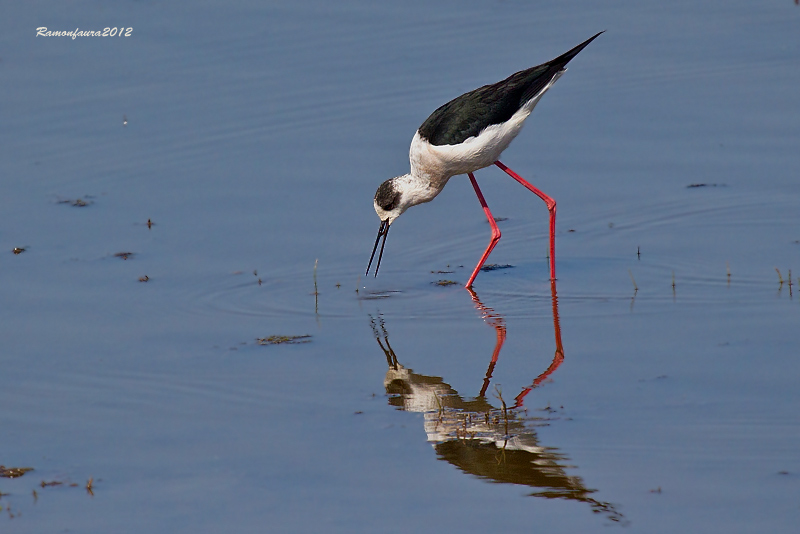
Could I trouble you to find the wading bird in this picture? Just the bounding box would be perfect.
[366,32,602,287]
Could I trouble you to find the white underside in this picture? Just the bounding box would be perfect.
[408,69,564,199]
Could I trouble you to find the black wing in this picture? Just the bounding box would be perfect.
[417,31,603,146]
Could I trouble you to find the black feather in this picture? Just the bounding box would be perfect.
[375,179,400,211]
[417,32,603,146]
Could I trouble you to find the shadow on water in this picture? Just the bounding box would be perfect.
[369,282,625,525]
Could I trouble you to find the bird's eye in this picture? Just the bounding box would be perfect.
[375,181,399,211]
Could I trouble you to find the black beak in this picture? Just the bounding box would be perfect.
[366,219,390,277]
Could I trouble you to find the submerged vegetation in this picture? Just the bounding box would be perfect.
[0,466,33,479]
[57,197,93,207]
[480,264,514,272]
[256,335,312,345]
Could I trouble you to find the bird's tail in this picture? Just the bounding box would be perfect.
[519,31,603,104]
[550,31,604,70]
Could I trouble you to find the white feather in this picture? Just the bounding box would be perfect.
[375,69,565,224]
[408,69,564,198]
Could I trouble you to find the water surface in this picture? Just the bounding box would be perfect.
[1,1,799,532]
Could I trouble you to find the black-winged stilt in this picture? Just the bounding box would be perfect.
[366,32,602,287]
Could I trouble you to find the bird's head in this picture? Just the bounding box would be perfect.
[373,176,408,225]
[366,176,411,277]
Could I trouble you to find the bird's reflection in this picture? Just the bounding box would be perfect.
[370,282,624,523]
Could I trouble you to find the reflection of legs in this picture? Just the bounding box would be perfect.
[466,173,501,288]
[370,315,398,369]
[494,160,557,281]
[479,321,506,398]
[514,280,564,408]
[468,288,507,397]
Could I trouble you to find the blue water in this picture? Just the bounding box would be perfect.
[1,1,799,532]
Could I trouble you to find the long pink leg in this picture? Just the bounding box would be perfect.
[494,160,557,281]
[466,173,501,288]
